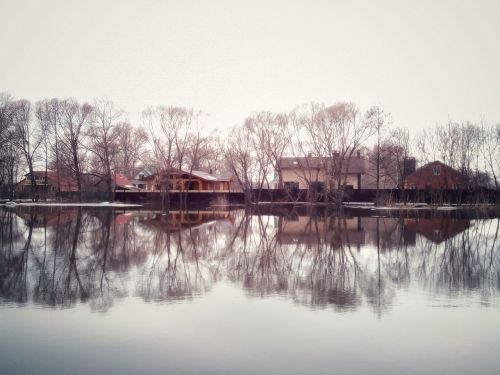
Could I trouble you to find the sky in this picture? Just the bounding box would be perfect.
[1,0,499,133]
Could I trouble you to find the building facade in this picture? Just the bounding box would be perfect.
[142,169,232,192]
[278,155,366,191]
[16,171,78,194]
[404,161,468,190]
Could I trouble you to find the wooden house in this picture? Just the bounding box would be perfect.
[143,169,233,192]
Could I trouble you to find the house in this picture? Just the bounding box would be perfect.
[404,161,468,190]
[16,171,78,194]
[277,154,366,191]
[132,168,155,189]
[113,173,137,191]
[81,173,139,192]
[403,218,471,243]
[143,169,233,192]
[277,215,365,247]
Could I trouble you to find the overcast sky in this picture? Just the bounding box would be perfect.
[1,0,499,133]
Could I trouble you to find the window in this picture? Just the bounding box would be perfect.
[432,165,441,175]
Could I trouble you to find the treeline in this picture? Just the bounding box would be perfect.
[0,94,224,200]
[227,102,500,203]
[1,92,499,202]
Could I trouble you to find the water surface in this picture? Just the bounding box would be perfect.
[1,206,499,374]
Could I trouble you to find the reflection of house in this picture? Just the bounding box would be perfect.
[277,215,365,247]
[404,161,468,190]
[143,169,233,192]
[403,218,471,243]
[360,217,411,248]
[138,210,235,231]
[278,154,366,191]
[16,171,78,194]
[15,208,78,228]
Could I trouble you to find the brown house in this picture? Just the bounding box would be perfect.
[143,169,233,192]
[16,171,78,194]
[404,161,468,190]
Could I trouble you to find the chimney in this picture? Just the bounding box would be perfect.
[356,150,361,158]
[209,168,213,175]
[307,152,312,158]
[403,157,416,177]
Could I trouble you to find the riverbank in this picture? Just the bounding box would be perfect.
[1,200,142,207]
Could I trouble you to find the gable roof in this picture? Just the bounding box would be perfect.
[190,170,232,182]
[406,160,466,180]
[278,156,366,174]
[150,169,232,182]
[114,173,134,188]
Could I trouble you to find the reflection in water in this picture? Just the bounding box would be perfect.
[1,206,499,314]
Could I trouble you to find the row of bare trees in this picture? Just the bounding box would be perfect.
[0,94,150,200]
[2,92,499,202]
[228,103,499,204]
[226,102,410,203]
[415,120,500,188]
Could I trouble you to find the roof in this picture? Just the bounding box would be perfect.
[190,170,232,182]
[114,173,133,188]
[134,168,155,180]
[278,156,365,174]
[151,169,232,182]
[22,171,78,190]
[406,160,466,179]
[130,179,146,185]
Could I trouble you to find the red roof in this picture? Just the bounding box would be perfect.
[114,173,132,188]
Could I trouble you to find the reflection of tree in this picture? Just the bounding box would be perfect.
[410,218,500,297]
[0,208,35,303]
[1,207,499,315]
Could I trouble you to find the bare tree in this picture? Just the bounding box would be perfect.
[11,100,43,200]
[384,127,411,202]
[142,105,196,208]
[142,106,193,171]
[225,125,256,204]
[36,99,63,193]
[302,102,378,201]
[245,111,290,196]
[287,103,325,201]
[59,99,93,201]
[0,93,19,199]
[416,120,485,188]
[114,122,149,177]
[481,121,500,189]
[365,107,391,205]
[86,99,122,195]
[186,130,225,174]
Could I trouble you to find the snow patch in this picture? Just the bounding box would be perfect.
[1,202,142,207]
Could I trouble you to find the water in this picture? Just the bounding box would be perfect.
[1,206,499,374]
